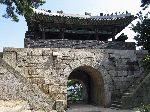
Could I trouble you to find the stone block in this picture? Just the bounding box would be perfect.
[136,50,148,58]
[3,51,17,67]
[29,49,43,56]
[117,71,128,77]
[83,57,93,66]
[28,77,45,84]
[63,66,71,76]
[115,65,128,71]
[27,56,50,64]
[42,49,52,56]
[49,85,67,94]
[28,68,39,75]
[27,63,39,68]
[55,100,66,112]
[108,53,121,59]
[107,65,116,71]
[108,70,117,77]
[1,47,148,111]
[69,60,81,69]
[115,58,129,65]
[39,84,49,94]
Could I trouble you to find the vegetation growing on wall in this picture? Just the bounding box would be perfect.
[141,55,150,69]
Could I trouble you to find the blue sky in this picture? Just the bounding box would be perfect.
[0,0,142,51]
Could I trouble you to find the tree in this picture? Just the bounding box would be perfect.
[115,33,128,42]
[141,0,150,8]
[132,18,150,53]
[0,0,45,22]
[132,0,150,53]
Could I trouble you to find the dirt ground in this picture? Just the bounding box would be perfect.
[67,104,139,112]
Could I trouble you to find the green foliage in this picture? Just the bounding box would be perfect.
[141,55,150,69]
[141,0,150,9]
[67,80,83,102]
[135,104,150,112]
[131,0,150,53]
[0,0,45,22]
[116,33,128,41]
[132,18,150,53]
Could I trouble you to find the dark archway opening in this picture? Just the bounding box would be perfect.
[67,66,105,106]
[67,70,91,104]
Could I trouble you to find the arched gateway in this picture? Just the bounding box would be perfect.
[0,8,147,111]
[67,66,106,106]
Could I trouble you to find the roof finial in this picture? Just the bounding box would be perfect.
[57,10,63,14]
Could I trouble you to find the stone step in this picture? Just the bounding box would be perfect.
[120,71,150,108]
[125,89,134,93]
[111,103,122,107]
[123,92,133,96]
[128,88,137,93]
[112,100,122,104]
[110,99,123,110]
[110,106,120,110]
[127,71,149,91]
[122,95,131,98]
[135,81,141,85]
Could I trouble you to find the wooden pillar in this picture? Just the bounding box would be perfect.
[95,29,99,41]
[39,24,45,39]
[112,36,115,41]
[42,30,45,39]
[112,28,118,41]
[86,34,90,40]
[59,28,65,39]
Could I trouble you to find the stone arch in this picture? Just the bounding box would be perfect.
[67,65,108,106]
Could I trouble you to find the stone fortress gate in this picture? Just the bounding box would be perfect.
[0,9,149,112]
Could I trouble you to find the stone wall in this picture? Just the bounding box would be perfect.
[2,47,148,108]
[0,57,56,111]
[122,72,150,108]
[24,38,136,50]
[104,50,147,93]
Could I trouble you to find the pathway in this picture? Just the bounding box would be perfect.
[67,104,139,112]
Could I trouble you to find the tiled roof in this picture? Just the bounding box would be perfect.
[25,9,136,26]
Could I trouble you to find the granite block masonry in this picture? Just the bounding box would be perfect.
[0,47,148,111]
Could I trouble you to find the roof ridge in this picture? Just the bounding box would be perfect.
[33,8,134,20]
